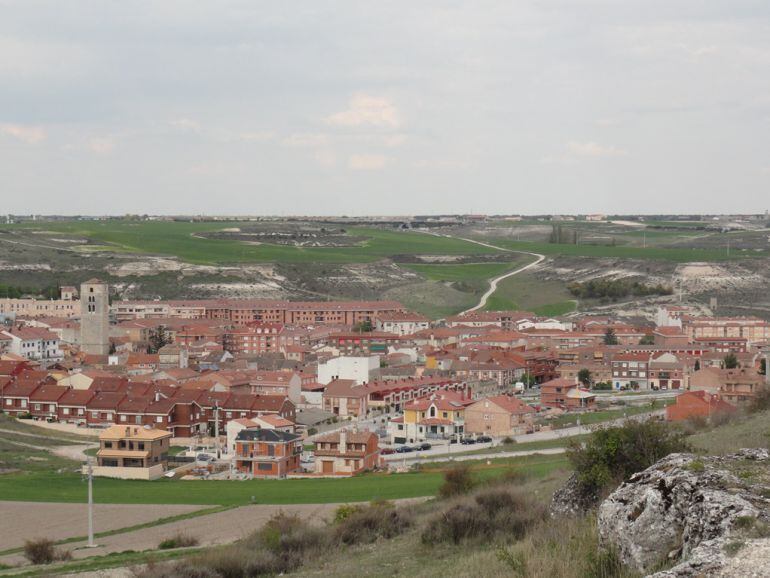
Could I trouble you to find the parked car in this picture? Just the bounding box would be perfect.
[396,445,413,453]
[460,438,476,445]
[380,447,396,455]
[476,436,492,443]
[419,442,432,451]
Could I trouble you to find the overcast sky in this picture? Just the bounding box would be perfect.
[1,1,769,215]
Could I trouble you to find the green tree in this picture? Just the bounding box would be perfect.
[639,334,655,345]
[568,419,690,496]
[603,327,618,345]
[147,326,170,353]
[577,368,592,387]
[723,353,739,369]
[353,319,373,333]
[694,359,701,371]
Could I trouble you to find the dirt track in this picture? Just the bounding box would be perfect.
[0,501,202,551]
[0,499,426,567]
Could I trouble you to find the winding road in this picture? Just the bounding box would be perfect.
[416,231,546,314]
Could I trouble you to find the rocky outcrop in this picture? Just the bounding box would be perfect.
[549,472,600,516]
[597,449,770,577]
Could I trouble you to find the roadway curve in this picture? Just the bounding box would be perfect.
[413,231,546,314]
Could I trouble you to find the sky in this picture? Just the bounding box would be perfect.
[1,0,769,216]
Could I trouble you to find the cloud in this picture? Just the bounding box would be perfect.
[326,94,401,128]
[238,131,274,142]
[348,154,388,170]
[0,124,46,144]
[281,133,328,147]
[567,141,628,158]
[88,137,115,154]
[169,118,201,132]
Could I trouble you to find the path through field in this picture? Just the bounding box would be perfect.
[414,231,546,314]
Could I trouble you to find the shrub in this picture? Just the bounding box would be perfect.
[23,538,71,565]
[333,503,363,523]
[158,533,199,550]
[749,387,770,414]
[334,502,412,545]
[567,419,690,497]
[422,487,545,545]
[501,436,516,445]
[438,464,475,498]
[307,427,318,436]
[592,382,613,391]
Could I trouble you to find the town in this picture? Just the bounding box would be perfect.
[1,280,767,484]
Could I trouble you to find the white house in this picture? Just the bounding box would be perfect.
[375,312,430,336]
[0,327,62,362]
[317,355,379,385]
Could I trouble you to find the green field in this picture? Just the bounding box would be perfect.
[0,454,567,505]
[402,262,515,282]
[484,236,761,262]
[482,271,576,315]
[0,222,496,265]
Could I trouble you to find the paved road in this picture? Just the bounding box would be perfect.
[412,230,546,314]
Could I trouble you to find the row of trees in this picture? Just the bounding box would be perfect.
[0,284,61,300]
[568,278,673,300]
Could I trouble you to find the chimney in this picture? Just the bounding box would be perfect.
[339,429,347,451]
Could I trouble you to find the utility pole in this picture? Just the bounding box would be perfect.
[214,402,220,459]
[87,458,95,548]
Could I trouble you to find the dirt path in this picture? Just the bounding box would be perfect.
[0,428,96,461]
[0,498,426,567]
[411,230,546,314]
[0,502,204,552]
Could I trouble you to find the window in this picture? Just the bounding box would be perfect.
[34,404,41,411]
[120,415,127,422]
[63,408,70,415]
[156,416,163,423]
[257,463,272,471]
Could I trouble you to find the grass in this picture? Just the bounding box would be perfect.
[482,271,576,315]
[401,262,520,282]
[0,222,496,265]
[0,415,96,443]
[0,548,202,577]
[451,435,590,457]
[539,402,671,429]
[0,506,233,557]
[484,236,765,262]
[0,454,567,506]
[689,409,770,455]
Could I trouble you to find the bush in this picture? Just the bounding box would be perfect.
[501,436,516,445]
[749,387,770,414]
[23,538,71,565]
[151,512,328,577]
[334,502,412,545]
[158,533,199,549]
[422,487,545,545]
[439,464,475,498]
[307,427,318,436]
[568,419,690,496]
[333,503,363,523]
[592,382,613,391]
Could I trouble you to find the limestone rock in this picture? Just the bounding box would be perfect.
[597,449,770,577]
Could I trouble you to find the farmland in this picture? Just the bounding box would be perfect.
[1,218,769,320]
[0,221,496,265]
[0,453,567,506]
